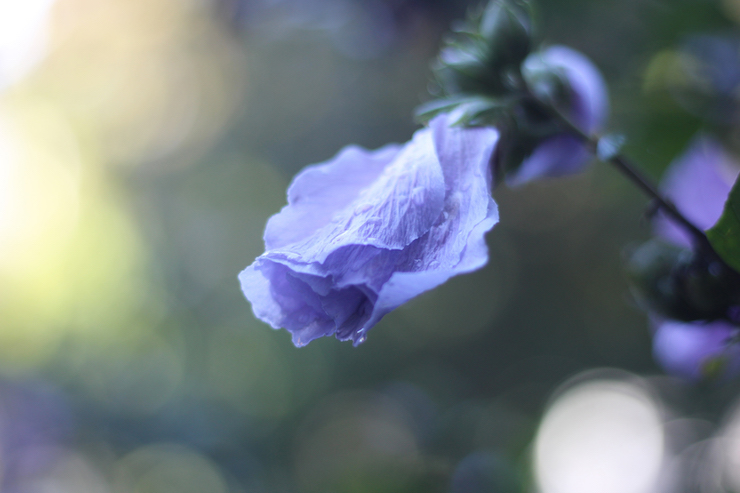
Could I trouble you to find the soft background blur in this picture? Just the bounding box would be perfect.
[2,0,740,491]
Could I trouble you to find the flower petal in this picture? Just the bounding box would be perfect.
[507,46,608,186]
[541,45,609,133]
[358,117,500,342]
[505,135,590,187]
[268,127,446,264]
[264,143,401,250]
[652,318,740,380]
[656,136,740,246]
[239,113,500,346]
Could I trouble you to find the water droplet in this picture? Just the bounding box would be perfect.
[353,331,367,346]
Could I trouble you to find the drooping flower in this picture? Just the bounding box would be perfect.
[650,136,740,379]
[506,45,609,186]
[239,113,500,346]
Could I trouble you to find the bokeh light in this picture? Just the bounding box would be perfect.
[0,0,55,88]
[716,397,740,491]
[113,444,229,493]
[534,372,666,493]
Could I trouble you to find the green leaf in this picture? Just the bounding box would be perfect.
[707,176,740,273]
[414,96,475,123]
[452,97,512,127]
[415,95,515,126]
[433,40,509,96]
[479,0,533,68]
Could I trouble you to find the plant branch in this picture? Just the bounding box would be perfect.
[526,93,714,252]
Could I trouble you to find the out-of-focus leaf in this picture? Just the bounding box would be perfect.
[415,95,513,126]
[707,176,740,273]
[453,97,513,126]
[414,96,478,123]
[479,0,533,69]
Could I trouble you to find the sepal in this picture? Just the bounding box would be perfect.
[479,0,534,72]
[431,0,535,97]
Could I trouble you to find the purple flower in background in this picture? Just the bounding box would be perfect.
[240,113,499,346]
[0,380,74,492]
[653,319,740,380]
[655,137,739,245]
[507,45,609,186]
[651,136,740,379]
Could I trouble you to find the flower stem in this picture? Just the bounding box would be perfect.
[527,93,713,251]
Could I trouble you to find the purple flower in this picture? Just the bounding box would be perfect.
[652,319,740,380]
[0,380,74,491]
[655,136,739,246]
[651,136,740,379]
[239,113,500,346]
[507,46,609,186]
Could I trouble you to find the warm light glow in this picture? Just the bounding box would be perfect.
[0,0,55,87]
[0,105,80,274]
[0,0,243,372]
[41,0,246,167]
[534,377,665,493]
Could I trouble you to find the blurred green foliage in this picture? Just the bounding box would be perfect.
[4,0,740,491]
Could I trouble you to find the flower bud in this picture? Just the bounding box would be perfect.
[503,46,609,185]
[626,239,740,322]
[433,0,534,98]
[479,0,533,71]
[436,43,509,96]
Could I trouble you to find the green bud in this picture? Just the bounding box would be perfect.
[626,239,740,322]
[626,239,696,320]
[431,0,534,98]
[435,43,508,95]
[480,0,533,70]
